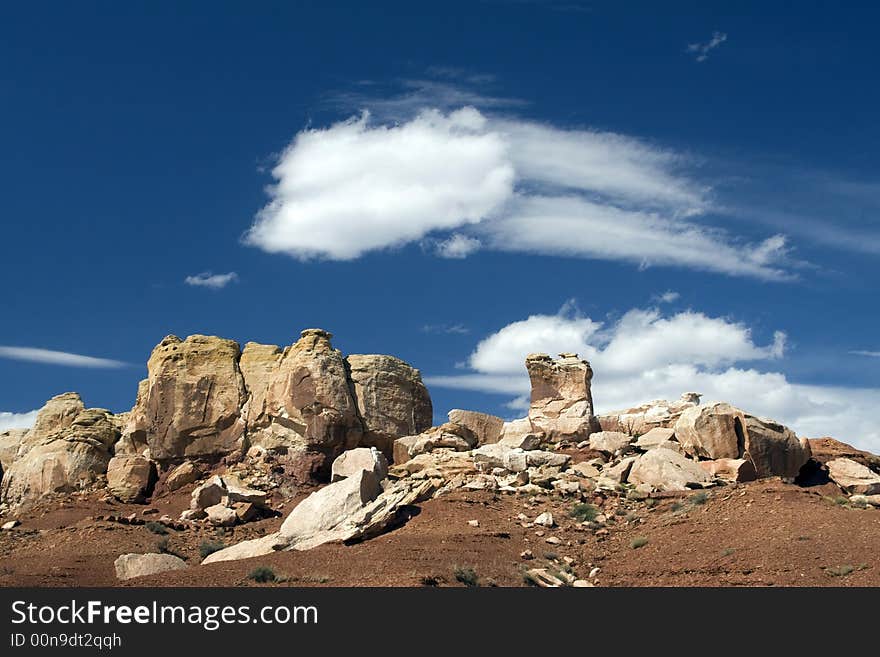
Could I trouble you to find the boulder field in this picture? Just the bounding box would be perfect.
[0,337,875,582]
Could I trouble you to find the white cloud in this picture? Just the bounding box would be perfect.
[422,323,470,335]
[654,290,680,303]
[246,106,794,280]
[427,303,880,452]
[0,346,127,369]
[851,350,880,358]
[246,108,513,260]
[482,195,792,280]
[687,31,728,62]
[0,410,39,432]
[184,272,239,289]
[434,234,482,259]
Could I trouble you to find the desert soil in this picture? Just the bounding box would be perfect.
[2,462,879,587]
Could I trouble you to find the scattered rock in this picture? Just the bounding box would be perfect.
[279,469,382,540]
[1,520,20,530]
[589,431,632,455]
[114,553,187,580]
[165,461,201,491]
[467,519,480,527]
[534,512,555,527]
[447,409,503,446]
[205,503,238,527]
[675,402,746,460]
[106,455,156,503]
[331,447,388,482]
[700,458,757,483]
[636,427,676,450]
[827,458,880,495]
[499,418,542,450]
[628,447,713,492]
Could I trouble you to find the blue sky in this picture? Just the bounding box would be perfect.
[2,2,879,448]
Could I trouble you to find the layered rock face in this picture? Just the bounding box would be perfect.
[244,330,364,475]
[121,335,247,460]
[1,405,120,507]
[526,353,596,441]
[674,403,811,479]
[345,354,432,456]
[119,329,429,479]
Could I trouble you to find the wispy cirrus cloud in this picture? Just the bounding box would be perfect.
[687,31,728,62]
[245,101,795,280]
[0,346,127,368]
[851,350,880,358]
[184,271,239,289]
[422,323,470,335]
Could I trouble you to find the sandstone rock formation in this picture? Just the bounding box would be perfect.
[674,403,811,479]
[598,393,701,435]
[1,407,120,507]
[826,458,880,495]
[106,455,156,503]
[447,409,503,446]
[628,447,713,491]
[392,423,476,463]
[346,354,432,456]
[115,329,430,482]
[674,402,746,460]
[526,353,596,441]
[121,335,247,460]
[744,415,812,479]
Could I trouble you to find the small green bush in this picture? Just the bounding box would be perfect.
[453,566,479,587]
[689,491,709,505]
[145,521,169,535]
[248,566,278,583]
[630,536,649,549]
[199,540,226,559]
[569,503,599,522]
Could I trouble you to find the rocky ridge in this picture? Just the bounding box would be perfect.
[0,336,876,584]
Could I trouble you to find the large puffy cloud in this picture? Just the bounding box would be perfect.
[246,108,514,260]
[427,304,880,451]
[246,107,793,279]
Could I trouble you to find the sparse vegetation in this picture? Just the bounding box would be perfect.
[543,552,559,561]
[199,540,226,559]
[630,536,649,549]
[689,491,709,505]
[156,537,186,560]
[569,503,599,522]
[420,575,440,586]
[453,566,479,587]
[145,521,169,535]
[670,501,685,513]
[248,566,278,583]
[522,571,540,587]
[721,548,736,557]
[825,564,866,577]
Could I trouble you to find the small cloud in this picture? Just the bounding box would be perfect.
[687,31,728,62]
[851,350,880,358]
[653,290,680,304]
[184,272,239,290]
[435,234,482,259]
[0,409,39,431]
[422,323,470,335]
[0,346,128,368]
